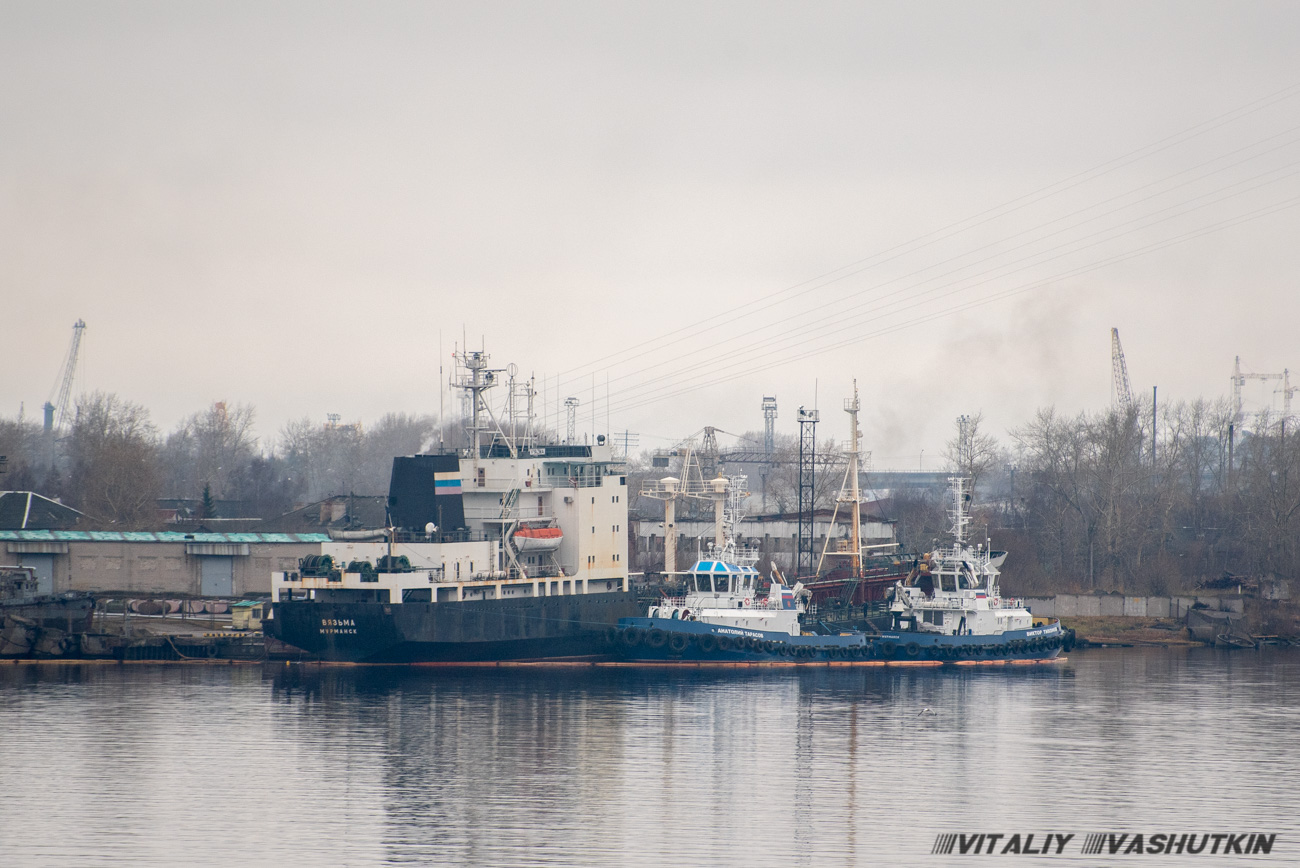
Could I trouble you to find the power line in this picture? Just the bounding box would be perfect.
[555,83,1300,381]
[599,162,1300,412]
[605,194,1300,415]
[577,123,1300,405]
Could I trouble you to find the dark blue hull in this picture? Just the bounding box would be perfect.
[611,617,1072,665]
[267,592,643,663]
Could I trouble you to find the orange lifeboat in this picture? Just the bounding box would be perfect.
[512,526,564,553]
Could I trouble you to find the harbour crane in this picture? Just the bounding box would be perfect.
[43,319,86,436]
[1110,327,1133,411]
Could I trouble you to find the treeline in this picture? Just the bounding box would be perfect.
[0,392,453,528]
[3,391,1297,594]
[891,402,1299,595]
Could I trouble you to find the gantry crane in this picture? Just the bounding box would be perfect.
[1231,357,1292,424]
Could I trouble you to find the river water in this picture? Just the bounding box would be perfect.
[1,648,1297,867]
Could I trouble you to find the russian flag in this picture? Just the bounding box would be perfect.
[975,591,987,599]
[780,588,796,610]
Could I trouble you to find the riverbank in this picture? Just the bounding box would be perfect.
[1061,616,1198,646]
[1062,598,1300,646]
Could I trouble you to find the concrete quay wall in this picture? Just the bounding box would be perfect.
[1024,594,1245,619]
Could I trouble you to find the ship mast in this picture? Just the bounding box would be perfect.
[815,380,865,576]
[847,381,862,573]
[948,477,970,546]
[453,346,509,471]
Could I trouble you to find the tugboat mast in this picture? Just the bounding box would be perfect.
[948,476,970,547]
[847,381,863,574]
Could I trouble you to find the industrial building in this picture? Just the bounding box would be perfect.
[0,528,328,597]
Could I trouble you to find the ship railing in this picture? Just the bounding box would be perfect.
[464,506,556,523]
[906,593,1024,609]
[655,595,778,611]
[388,529,491,544]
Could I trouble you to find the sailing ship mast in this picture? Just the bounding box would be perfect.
[816,380,864,576]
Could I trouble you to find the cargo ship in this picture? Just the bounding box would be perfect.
[264,348,641,662]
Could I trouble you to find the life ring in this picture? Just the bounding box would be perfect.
[878,641,897,658]
[620,628,643,647]
[744,598,751,607]
[644,628,668,649]
[904,642,921,658]
[668,634,689,654]
[696,634,718,653]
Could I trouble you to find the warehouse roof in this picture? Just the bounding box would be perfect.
[0,529,328,543]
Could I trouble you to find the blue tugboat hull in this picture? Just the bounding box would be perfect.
[611,617,1071,665]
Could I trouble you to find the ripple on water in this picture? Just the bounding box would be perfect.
[0,649,1297,867]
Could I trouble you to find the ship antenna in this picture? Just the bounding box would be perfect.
[438,330,444,450]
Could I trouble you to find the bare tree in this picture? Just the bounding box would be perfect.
[160,402,258,498]
[0,414,47,491]
[279,416,365,500]
[943,412,1001,498]
[65,392,160,528]
[353,413,439,494]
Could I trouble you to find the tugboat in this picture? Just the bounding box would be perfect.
[1,564,98,658]
[874,477,1073,662]
[264,347,642,663]
[612,476,1070,665]
[612,475,870,662]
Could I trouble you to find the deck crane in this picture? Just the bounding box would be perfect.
[642,427,731,575]
[1110,327,1134,411]
[43,319,86,436]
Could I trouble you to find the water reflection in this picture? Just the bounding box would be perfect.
[1,650,1298,867]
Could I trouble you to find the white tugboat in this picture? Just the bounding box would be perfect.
[613,468,1071,664]
[874,477,1074,662]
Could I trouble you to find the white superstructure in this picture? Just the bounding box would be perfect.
[647,476,807,635]
[887,478,1032,636]
[272,347,628,606]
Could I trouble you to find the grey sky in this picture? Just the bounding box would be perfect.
[3,1,1298,466]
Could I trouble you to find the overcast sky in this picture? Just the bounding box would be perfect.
[3,1,1298,467]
